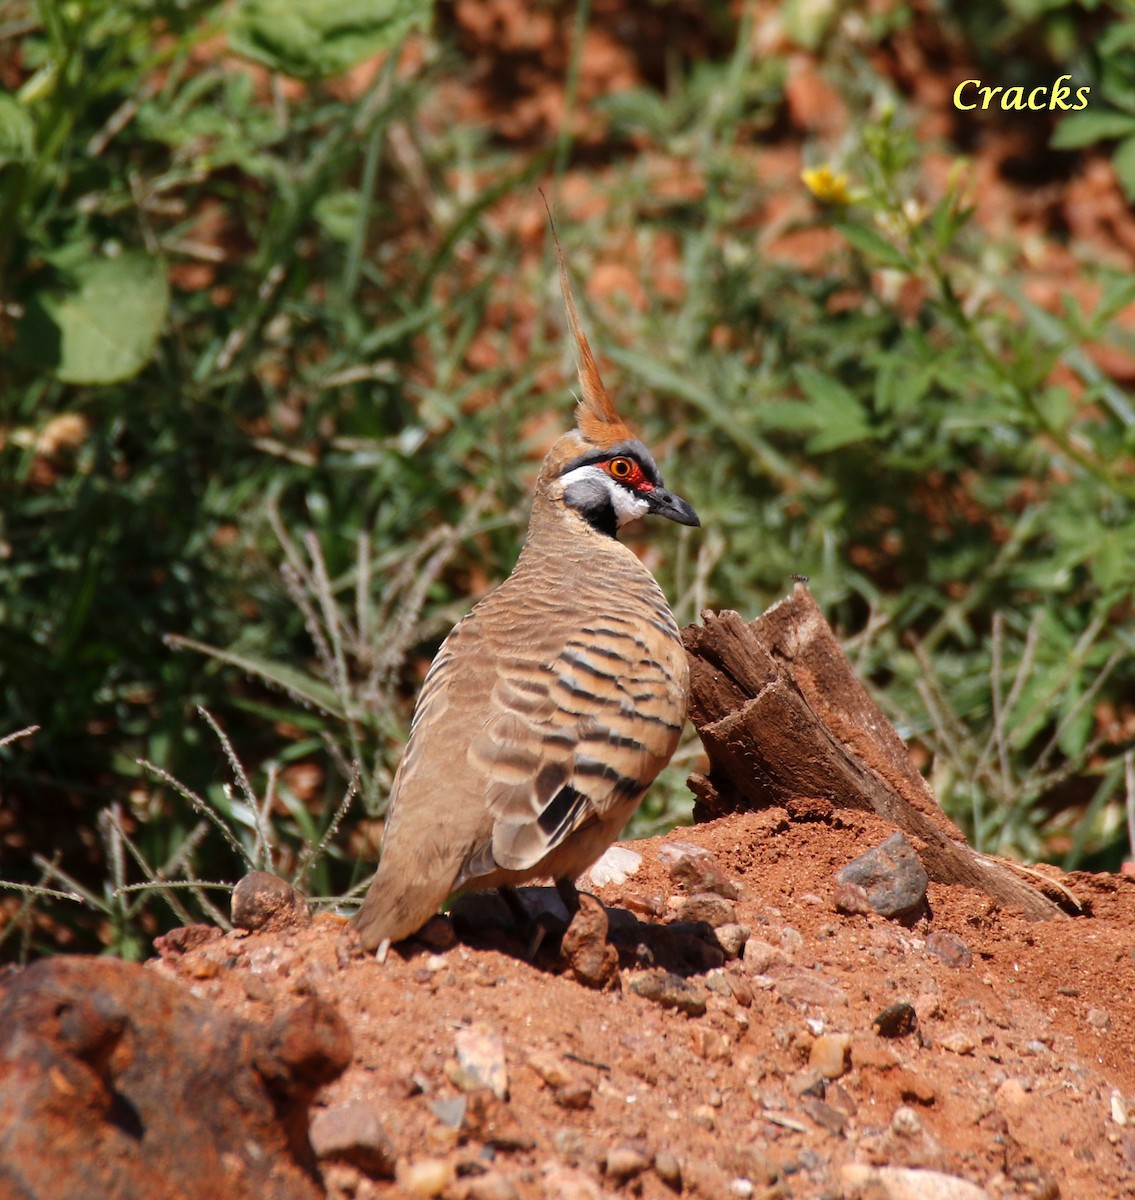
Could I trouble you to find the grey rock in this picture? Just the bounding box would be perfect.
[669,892,737,927]
[773,971,848,1009]
[454,1023,508,1099]
[714,922,751,959]
[925,929,972,968]
[625,969,708,1017]
[840,1164,991,1199]
[654,1151,683,1191]
[799,1095,847,1137]
[605,1146,651,1181]
[231,871,311,932]
[309,1102,396,1177]
[836,833,929,918]
[429,1095,467,1129]
[657,841,743,899]
[873,1002,919,1039]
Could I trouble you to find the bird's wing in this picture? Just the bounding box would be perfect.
[380,581,686,894]
[467,618,686,874]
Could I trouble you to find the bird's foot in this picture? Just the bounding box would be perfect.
[498,885,573,961]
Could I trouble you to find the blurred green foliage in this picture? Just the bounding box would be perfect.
[1,0,1132,958]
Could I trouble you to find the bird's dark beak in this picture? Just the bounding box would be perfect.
[645,486,700,527]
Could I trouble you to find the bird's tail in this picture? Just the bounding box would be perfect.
[351,865,451,952]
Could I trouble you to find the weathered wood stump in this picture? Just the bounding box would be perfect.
[681,584,1063,920]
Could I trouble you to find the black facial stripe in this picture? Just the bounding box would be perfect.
[581,494,618,539]
[556,439,661,485]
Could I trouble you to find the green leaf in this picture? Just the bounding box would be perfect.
[0,92,34,167]
[794,365,875,452]
[874,351,934,416]
[15,253,170,385]
[1090,272,1135,331]
[165,634,348,719]
[1091,530,1135,592]
[314,189,364,243]
[832,220,909,269]
[1111,136,1135,204]
[1050,110,1135,150]
[227,0,429,80]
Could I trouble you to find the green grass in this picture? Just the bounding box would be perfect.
[1,0,1133,958]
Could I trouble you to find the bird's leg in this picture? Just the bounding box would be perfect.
[555,877,581,917]
[497,884,574,961]
[499,886,532,934]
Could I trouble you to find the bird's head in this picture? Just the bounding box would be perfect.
[537,232,699,540]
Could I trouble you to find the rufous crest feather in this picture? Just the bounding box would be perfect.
[544,198,634,449]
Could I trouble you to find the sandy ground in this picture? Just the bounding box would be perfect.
[152,806,1135,1199]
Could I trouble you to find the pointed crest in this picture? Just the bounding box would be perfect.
[543,196,634,449]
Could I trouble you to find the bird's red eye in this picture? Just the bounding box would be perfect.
[609,457,633,479]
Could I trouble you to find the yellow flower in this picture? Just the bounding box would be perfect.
[802,165,851,206]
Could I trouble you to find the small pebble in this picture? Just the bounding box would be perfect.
[527,1050,574,1089]
[820,1084,854,1118]
[996,1078,1029,1110]
[467,1173,520,1200]
[774,972,848,1008]
[552,1127,586,1162]
[1086,1007,1111,1032]
[669,892,737,927]
[395,1157,453,1198]
[742,939,785,974]
[605,1146,650,1181]
[309,1103,396,1177]
[705,968,733,997]
[692,1104,716,1129]
[890,1105,923,1136]
[773,926,804,954]
[657,841,742,899]
[730,1179,754,1198]
[873,1002,919,1039]
[914,991,942,1022]
[839,1163,991,1199]
[542,1165,604,1200]
[583,845,643,887]
[925,930,972,969]
[654,1151,682,1190]
[429,1095,467,1129]
[810,1033,851,1079]
[230,871,311,932]
[454,1023,508,1099]
[625,969,708,1017]
[799,1095,847,1137]
[714,923,751,959]
[562,894,620,989]
[690,1025,732,1063]
[789,1068,826,1099]
[940,1030,976,1056]
[555,1080,593,1110]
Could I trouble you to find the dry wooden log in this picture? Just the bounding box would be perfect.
[681,584,1064,920]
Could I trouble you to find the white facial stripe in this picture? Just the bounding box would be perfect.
[559,464,650,527]
[609,485,650,526]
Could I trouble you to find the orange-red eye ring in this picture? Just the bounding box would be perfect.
[609,458,633,479]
